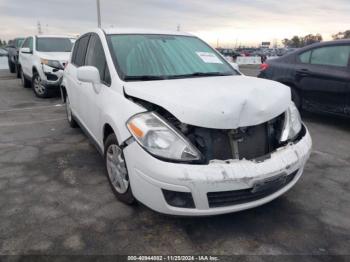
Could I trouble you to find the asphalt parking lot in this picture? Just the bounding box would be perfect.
[0,66,350,257]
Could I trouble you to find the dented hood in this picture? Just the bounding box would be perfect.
[124,75,291,129]
[36,52,70,62]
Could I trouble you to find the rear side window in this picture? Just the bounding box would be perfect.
[310,46,350,67]
[74,35,90,67]
[85,34,111,85]
[299,51,311,63]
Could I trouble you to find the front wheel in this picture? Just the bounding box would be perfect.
[66,96,78,128]
[104,134,135,205]
[32,73,50,98]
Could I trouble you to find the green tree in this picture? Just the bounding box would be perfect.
[302,34,323,46]
[282,34,322,48]
[332,30,350,40]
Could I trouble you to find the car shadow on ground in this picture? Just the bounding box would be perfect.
[301,111,350,132]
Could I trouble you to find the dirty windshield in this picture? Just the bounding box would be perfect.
[108,34,237,81]
[36,38,73,52]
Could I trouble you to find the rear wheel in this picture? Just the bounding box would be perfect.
[66,96,78,128]
[20,68,31,88]
[104,134,135,205]
[16,64,21,78]
[8,60,15,73]
[32,73,50,98]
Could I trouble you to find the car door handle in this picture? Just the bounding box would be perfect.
[296,69,310,76]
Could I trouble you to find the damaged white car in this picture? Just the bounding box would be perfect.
[61,28,312,216]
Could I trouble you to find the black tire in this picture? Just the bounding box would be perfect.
[65,96,78,128]
[16,64,21,78]
[8,60,15,73]
[104,134,135,205]
[32,72,50,98]
[20,68,31,88]
[290,87,302,109]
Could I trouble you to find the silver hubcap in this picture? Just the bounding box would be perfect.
[34,75,45,95]
[66,97,72,122]
[106,145,129,194]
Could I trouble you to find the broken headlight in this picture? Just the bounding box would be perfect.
[127,112,201,162]
[40,58,64,70]
[280,102,302,142]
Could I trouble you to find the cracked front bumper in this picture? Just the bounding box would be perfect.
[123,127,312,216]
[40,64,64,89]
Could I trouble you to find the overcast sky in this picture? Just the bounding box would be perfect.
[0,0,349,46]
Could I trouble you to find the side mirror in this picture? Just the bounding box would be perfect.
[21,47,32,54]
[77,66,101,85]
[230,62,240,72]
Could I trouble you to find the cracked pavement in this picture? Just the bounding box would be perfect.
[0,68,349,256]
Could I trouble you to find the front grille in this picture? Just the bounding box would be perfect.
[207,170,298,208]
[186,114,284,162]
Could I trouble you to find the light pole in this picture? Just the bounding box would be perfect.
[97,0,101,28]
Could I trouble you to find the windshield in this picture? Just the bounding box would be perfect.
[108,34,237,81]
[36,38,73,52]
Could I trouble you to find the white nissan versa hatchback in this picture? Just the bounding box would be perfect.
[61,28,312,216]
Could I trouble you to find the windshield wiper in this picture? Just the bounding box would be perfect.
[124,75,167,81]
[170,72,232,79]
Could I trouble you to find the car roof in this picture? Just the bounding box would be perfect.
[35,35,76,39]
[102,27,193,37]
[299,39,350,52]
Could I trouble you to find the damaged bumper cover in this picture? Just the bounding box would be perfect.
[123,126,312,216]
[40,64,64,89]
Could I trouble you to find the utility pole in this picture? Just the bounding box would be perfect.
[37,21,43,34]
[96,0,101,28]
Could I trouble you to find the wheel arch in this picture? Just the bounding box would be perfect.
[32,66,39,75]
[103,123,116,144]
[101,117,130,152]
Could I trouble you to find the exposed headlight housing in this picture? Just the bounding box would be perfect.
[126,112,201,162]
[280,102,302,142]
[40,58,63,70]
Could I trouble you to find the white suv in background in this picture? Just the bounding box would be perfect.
[62,28,312,216]
[19,35,75,98]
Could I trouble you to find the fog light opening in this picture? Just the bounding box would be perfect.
[162,189,195,208]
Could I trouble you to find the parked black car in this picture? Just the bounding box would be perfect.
[7,37,25,77]
[258,40,350,117]
[216,48,240,60]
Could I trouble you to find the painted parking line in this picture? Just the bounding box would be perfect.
[0,104,63,113]
[0,118,66,127]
